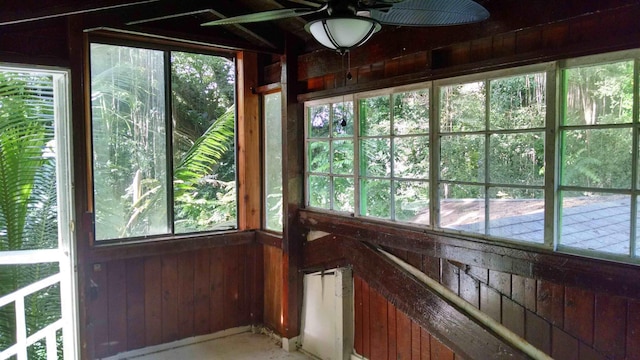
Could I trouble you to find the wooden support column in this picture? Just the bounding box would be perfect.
[237,51,261,230]
[281,34,305,340]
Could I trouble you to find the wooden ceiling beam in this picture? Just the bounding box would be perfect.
[74,0,285,53]
[0,0,159,26]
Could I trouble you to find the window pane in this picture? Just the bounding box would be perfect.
[440,134,485,183]
[308,141,330,173]
[332,101,354,137]
[172,52,236,233]
[490,73,546,130]
[636,196,640,257]
[308,104,330,138]
[395,181,429,225]
[360,138,391,177]
[334,177,355,213]
[394,136,429,179]
[264,92,282,232]
[489,132,544,186]
[332,140,354,175]
[439,82,485,133]
[360,96,390,136]
[394,89,429,135]
[563,61,633,126]
[308,175,330,209]
[91,44,168,240]
[360,179,391,219]
[439,184,485,234]
[0,71,58,250]
[561,128,632,189]
[488,188,544,243]
[559,191,630,255]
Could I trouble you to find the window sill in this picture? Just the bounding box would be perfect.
[87,230,255,263]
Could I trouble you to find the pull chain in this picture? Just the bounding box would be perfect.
[340,52,348,128]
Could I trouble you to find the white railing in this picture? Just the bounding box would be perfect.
[0,250,64,360]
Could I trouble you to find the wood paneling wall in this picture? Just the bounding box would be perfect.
[85,243,263,359]
[300,212,640,360]
[384,249,637,360]
[294,2,640,99]
[354,276,459,360]
[263,244,284,334]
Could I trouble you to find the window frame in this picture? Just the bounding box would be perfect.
[305,94,357,214]
[433,63,553,245]
[88,36,239,245]
[354,84,432,223]
[304,51,640,265]
[556,50,640,260]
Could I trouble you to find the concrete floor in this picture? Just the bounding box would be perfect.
[127,332,313,360]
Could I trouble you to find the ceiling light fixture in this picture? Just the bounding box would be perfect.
[305,15,381,54]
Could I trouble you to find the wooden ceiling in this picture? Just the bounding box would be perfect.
[1,0,638,55]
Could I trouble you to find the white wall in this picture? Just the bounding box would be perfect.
[300,268,353,360]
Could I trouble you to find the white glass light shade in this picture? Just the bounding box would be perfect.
[306,16,381,53]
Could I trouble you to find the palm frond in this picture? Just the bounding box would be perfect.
[0,72,55,251]
[174,106,235,196]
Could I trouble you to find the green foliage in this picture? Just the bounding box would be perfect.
[490,73,546,129]
[90,45,237,238]
[561,61,634,190]
[440,82,485,132]
[173,107,237,232]
[0,71,61,358]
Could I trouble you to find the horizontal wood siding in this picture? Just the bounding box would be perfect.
[85,242,262,359]
[297,3,640,100]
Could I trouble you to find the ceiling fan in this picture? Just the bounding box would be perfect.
[201,0,490,53]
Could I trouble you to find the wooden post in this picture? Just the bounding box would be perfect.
[281,34,305,342]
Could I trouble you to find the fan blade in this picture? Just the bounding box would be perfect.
[201,7,323,26]
[371,0,489,26]
[360,0,405,5]
[285,0,325,8]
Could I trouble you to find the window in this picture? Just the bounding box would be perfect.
[438,73,546,243]
[90,43,236,242]
[306,98,355,212]
[359,90,430,223]
[559,57,637,256]
[305,50,640,264]
[264,91,283,232]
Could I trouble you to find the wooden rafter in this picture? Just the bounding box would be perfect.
[0,0,159,26]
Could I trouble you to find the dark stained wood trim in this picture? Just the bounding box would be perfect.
[341,238,528,360]
[87,231,256,263]
[256,231,283,249]
[299,210,640,299]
